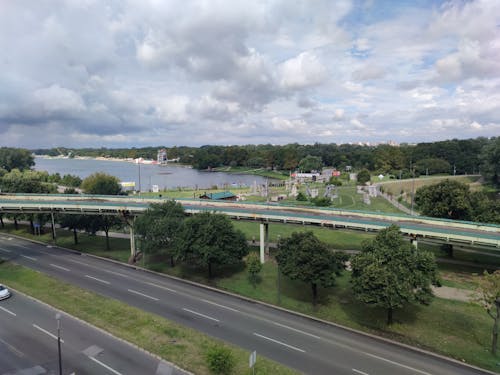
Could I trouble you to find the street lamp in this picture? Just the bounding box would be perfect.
[55,313,62,375]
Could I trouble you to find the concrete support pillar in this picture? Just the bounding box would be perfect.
[412,240,418,249]
[259,223,268,264]
[130,218,136,258]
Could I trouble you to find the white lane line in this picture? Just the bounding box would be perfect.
[85,275,111,285]
[50,263,70,272]
[0,306,17,316]
[364,352,431,375]
[21,255,37,261]
[272,321,322,340]
[32,324,64,343]
[0,247,12,253]
[88,356,123,375]
[253,333,305,353]
[127,289,159,301]
[182,308,220,322]
[0,338,24,357]
[201,299,240,313]
[146,282,178,293]
[12,244,31,250]
[352,369,369,375]
[102,269,129,278]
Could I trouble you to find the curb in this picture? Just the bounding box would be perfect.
[2,232,497,375]
[4,285,192,375]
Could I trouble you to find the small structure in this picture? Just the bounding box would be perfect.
[368,185,378,197]
[157,148,168,165]
[199,191,238,201]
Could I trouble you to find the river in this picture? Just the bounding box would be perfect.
[34,156,273,191]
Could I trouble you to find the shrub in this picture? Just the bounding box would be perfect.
[312,197,332,207]
[296,191,308,201]
[205,345,235,375]
[246,253,262,286]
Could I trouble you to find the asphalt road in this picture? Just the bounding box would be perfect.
[0,285,184,375]
[0,234,491,375]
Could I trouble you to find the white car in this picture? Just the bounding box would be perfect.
[0,284,11,300]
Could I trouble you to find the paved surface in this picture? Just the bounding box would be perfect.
[0,288,185,375]
[0,234,492,375]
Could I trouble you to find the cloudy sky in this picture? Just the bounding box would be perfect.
[0,0,499,149]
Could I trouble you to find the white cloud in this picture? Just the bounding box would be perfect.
[279,52,327,89]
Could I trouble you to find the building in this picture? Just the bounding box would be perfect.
[157,148,167,165]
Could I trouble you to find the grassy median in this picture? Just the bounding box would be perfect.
[0,261,297,375]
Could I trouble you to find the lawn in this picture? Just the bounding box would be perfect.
[0,261,296,375]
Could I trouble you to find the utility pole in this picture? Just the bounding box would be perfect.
[138,162,141,195]
[410,161,415,216]
[56,313,62,375]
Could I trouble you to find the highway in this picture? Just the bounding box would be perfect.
[0,284,183,374]
[0,234,490,375]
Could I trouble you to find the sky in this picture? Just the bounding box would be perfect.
[0,0,499,149]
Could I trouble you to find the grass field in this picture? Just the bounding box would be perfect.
[0,261,296,375]
[378,175,481,204]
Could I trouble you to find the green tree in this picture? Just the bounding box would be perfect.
[135,201,185,267]
[414,179,471,220]
[0,147,34,171]
[81,172,121,195]
[298,155,323,172]
[61,174,82,187]
[351,225,439,324]
[175,212,248,278]
[480,137,500,187]
[0,169,56,193]
[476,271,500,355]
[414,158,451,175]
[356,169,371,185]
[276,231,345,305]
[246,252,262,287]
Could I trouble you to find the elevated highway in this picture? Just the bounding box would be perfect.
[0,194,499,260]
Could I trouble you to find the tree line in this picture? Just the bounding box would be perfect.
[30,137,500,187]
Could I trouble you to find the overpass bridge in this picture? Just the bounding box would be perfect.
[0,193,499,263]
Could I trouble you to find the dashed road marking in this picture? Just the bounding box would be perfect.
[253,333,305,353]
[127,289,159,301]
[182,308,220,322]
[85,275,111,285]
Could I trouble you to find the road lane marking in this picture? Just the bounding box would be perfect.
[127,289,159,301]
[21,255,37,261]
[182,308,220,322]
[102,269,130,278]
[364,352,431,375]
[253,333,305,353]
[352,369,369,375]
[146,282,178,293]
[50,263,70,272]
[32,324,64,343]
[200,299,240,313]
[0,247,12,252]
[88,356,123,375]
[12,244,31,249]
[85,275,111,285]
[0,306,16,316]
[272,321,321,340]
[0,338,24,357]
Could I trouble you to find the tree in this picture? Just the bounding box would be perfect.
[414,179,471,220]
[246,252,262,287]
[276,231,345,305]
[351,225,439,324]
[135,201,185,267]
[476,271,500,355]
[81,172,121,195]
[0,147,34,172]
[480,137,500,187]
[0,169,56,194]
[175,212,248,278]
[298,155,323,172]
[356,169,371,185]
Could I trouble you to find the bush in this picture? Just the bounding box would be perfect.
[328,177,343,186]
[205,345,235,375]
[246,253,262,286]
[311,197,332,207]
[296,191,308,201]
